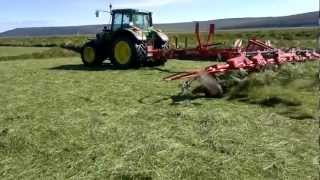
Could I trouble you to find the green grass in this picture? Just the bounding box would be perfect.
[0,56,318,179]
[0,46,50,57]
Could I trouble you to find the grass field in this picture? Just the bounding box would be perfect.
[0,45,319,179]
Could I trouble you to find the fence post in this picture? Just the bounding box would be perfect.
[185,37,188,48]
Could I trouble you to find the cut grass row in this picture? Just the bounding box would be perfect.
[0,47,78,62]
[228,62,319,120]
[0,46,50,57]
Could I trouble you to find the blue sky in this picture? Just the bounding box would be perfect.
[0,0,318,32]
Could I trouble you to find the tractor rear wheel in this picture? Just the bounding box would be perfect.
[81,41,104,66]
[111,37,147,69]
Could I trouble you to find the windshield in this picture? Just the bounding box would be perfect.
[112,12,152,31]
[132,14,151,29]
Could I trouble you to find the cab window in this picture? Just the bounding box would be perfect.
[112,13,122,31]
[122,14,131,28]
[133,14,151,29]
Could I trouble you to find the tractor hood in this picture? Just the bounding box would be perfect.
[126,27,147,41]
[127,26,169,42]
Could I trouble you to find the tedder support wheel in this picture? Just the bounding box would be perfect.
[111,37,147,69]
[199,76,224,98]
[81,41,104,67]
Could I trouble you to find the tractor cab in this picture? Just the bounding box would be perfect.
[111,9,153,31]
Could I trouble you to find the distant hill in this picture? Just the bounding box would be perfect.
[0,25,107,37]
[158,11,319,32]
[0,11,318,37]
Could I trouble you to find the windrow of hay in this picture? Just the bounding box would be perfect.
[228,62,318,120]
[0,47,79,61]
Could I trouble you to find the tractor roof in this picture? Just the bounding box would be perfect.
[111,9,151,14]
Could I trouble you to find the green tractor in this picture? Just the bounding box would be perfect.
[81,8,169,69]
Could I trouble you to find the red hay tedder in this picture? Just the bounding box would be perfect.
[156,22,320,96]
[153,22,242,61]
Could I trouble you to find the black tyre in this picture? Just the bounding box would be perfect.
[81,41,105,66]
[111,37,147,69]
[199,76,224,98]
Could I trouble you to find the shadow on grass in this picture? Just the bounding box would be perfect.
[137,94,208,106]
[228,95,302,108]
[113,174,152,180]
[228,96,314,120]
[170,94,208,106]
[49,63,119,71]
[169,91,312,120]
[255,97,301,107]
[49,63,187,73]
[148,67,185,74]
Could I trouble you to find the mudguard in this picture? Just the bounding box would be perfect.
[113,29,147,42]
[153,30,169,42]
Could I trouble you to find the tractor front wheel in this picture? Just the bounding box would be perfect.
[81,41,104,66]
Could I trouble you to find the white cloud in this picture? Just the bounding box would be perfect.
[114,0,191,8]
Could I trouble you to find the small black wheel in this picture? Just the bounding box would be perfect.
[203,84,224,98]
[111,37,147,69]
[199,76,224,98]
[81,41,105,66]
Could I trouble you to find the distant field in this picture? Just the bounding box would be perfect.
[0,27,317,49]
[0,46,49,57]
[0,53,318,179]
[169,27,317,49]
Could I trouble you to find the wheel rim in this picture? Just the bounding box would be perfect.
[114,41,132,65]
[83,47,95,64]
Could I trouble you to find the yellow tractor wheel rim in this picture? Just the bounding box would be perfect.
[83,47,95,63]
[114,41,132,65]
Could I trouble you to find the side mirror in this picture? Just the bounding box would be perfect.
[95,10,100,18]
